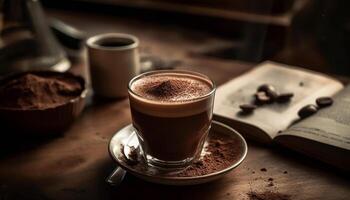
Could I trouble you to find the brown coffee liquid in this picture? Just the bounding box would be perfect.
[99,41,133,47]
[129,72,214,162]
[98,38,134,47]
[131,108,211,161]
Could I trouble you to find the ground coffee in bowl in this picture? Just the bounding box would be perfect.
[0,71,86,134]
[0,73,83,110]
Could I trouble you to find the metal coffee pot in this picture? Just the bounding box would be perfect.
[0,0,70,76]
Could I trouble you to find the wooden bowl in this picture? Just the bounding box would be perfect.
[0,71,87,135]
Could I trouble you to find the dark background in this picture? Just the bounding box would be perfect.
[42,0,350,75]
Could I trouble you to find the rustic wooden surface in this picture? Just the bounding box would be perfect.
[0,8,349,200]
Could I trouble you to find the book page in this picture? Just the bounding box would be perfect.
[278,85,350,150]
[214,61,344,139]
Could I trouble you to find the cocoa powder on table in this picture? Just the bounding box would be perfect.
[247,191,291,200]
[0,73,83,110]
[123,132,243,177]
[246,167,292,199]
[175,133,242,177]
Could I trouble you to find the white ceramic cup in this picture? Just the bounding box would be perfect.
[86,33,140,98]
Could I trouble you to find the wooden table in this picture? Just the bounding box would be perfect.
[0,8,349,200]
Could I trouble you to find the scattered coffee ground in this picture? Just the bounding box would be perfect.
[299,82,304,86]
[260,168,267,172]
[267,178,274,187]
[121,132,243,177]
[175,133,242,177]
[247,191,291,200]
[247,168,291,200]
[316,97,333,108]
[283,171,288,174]
[0,73,82,109]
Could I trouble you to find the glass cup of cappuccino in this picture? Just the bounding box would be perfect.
[128,70,216,169]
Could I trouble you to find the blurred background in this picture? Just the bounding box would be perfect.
[1,0,350,76]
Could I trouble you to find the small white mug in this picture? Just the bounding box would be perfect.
[86,33,140,98]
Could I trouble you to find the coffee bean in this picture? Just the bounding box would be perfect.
[265,90,278,101]
[277,93,294,103]
[257,84,277,103]
[239,104,257,113]
[316,97,333,108]
[255,91,271,104]
[298,104,318,118]
[257,84,276,93]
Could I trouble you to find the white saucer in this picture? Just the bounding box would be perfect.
[108,121,248,185]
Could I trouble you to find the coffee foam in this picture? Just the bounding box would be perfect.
[129,72,215,117]
[131,74,212,102]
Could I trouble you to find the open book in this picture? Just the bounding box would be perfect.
[214,61,350,170]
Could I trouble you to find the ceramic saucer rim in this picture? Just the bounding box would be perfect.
[108,121,248,182]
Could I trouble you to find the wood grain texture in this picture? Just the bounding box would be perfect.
[0,8,349,200]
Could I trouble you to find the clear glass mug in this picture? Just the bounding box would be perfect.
[128,70,216,169]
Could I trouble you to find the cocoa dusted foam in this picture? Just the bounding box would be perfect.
[131,74,212,102]
[129,72,214,117]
